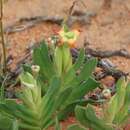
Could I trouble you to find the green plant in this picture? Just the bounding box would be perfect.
[0,25,100,130]
[0,112,19,130]
[32,43,99,117]
[0,72,74,130]
[23,26,99,120]
[0,69,98,130]
[68,78,130,130]
[32,25,80,82]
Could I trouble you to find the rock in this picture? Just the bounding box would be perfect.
[101,76,115,88]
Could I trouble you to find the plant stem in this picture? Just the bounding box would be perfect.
[0,0,6,73]
[0,74,8,102]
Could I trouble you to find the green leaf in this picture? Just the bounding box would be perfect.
[124,83,130,108]
[0,113,13,130]
[73,49,85,71]
[54,46,63,76]
[67,124,86,130]
[11,119,19,130]
[15,104,38,119]
[16,91,35,109]
[55,117,61,130]
[114,83,130,125]
[41,99,56,128]
[22,64,32,74]
[66,78,99,105]
[62,44,72,73]
[75,106,90,128]
[19,72,36,88]
[19,122,41,130]
[54,87,72,110]
[103,95,118,123]
[77,58,97,82]
[41,77,61,127]
[58,99,95,120]
[45,77,61,98]
[65,32,75,39]
[63,24,69,32]
[116,78,126,112]
[62,67,76,87]
[104,78,127,123]
[33,41,55,80]
[0,100,40,126]
[85,104,113,130]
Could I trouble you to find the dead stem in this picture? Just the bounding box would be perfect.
[0,0,6,73]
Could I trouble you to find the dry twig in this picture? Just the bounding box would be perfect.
[85,48,130,59]
[0,0,7,72]
[4,13,96,34]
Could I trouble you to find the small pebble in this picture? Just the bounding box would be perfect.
[101,76,115,88]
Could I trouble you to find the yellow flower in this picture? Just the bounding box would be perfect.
[58,25,80,48]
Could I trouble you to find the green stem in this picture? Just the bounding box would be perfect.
[0,74,8,102]
[0,0,6,73]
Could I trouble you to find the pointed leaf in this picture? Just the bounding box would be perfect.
[67,124,86,130]
[73,49,85,71]
[75,106,90,128]
[33,41,55,79]
[54,46,63,76]
[54,87,72,110]
[85,104,113,130]
[77,58,97,82]
[20,72,36,88]
[66,78,99,105]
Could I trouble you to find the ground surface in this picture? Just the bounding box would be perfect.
[3,0,130,73]
[1,0,130,129]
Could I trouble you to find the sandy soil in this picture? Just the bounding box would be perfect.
[3,0,130,73]
[1,0,130,129]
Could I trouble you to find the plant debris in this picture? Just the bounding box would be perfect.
[4,13,95,34]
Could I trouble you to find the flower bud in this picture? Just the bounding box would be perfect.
[51,40,55,44]
[31,65,40,75]
[102,89,111,99]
